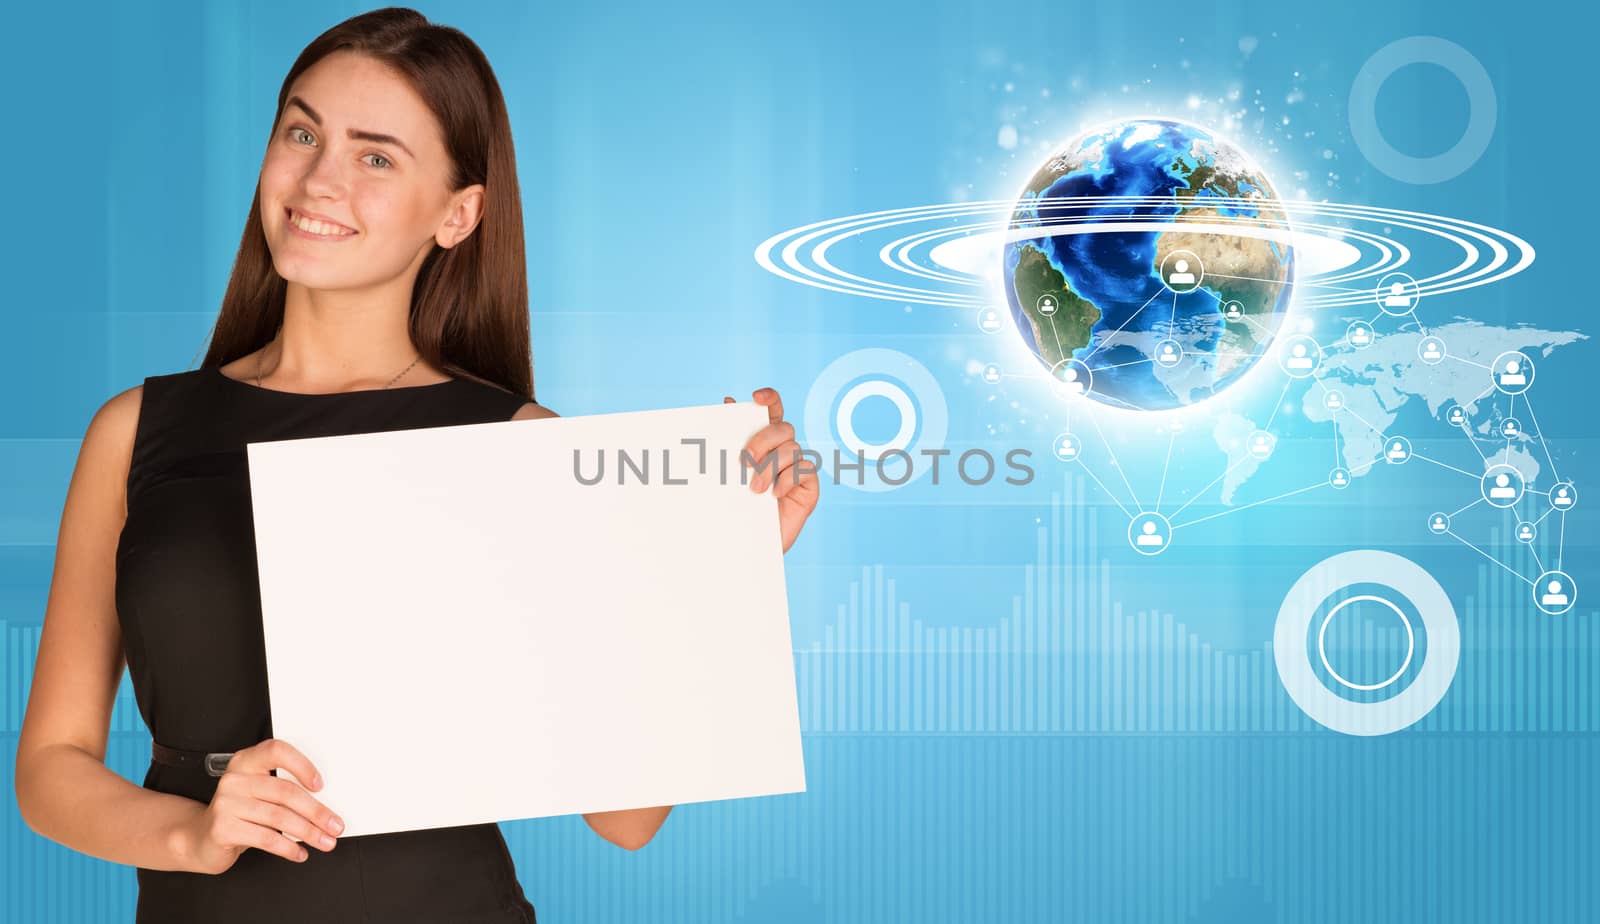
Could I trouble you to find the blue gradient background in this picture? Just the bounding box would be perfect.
[2,0,1594,921]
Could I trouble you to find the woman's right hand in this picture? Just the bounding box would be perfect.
[177,738,346,874]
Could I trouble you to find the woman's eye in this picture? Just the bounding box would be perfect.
[365,153,392,170]
[289,127,314,145]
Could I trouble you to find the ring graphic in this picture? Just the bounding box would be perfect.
[1274,550,1460,735]
[802,348,949,493]
[1348,36,1497,185]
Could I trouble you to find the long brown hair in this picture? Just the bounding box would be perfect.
[199,7,534,400]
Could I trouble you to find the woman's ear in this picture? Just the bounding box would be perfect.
[437,184,486,249]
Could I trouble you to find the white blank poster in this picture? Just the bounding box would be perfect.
[246,401,805,838]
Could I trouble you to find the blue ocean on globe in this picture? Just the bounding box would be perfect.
[1001,118,1296,411]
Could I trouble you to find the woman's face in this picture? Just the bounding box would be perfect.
[259,50,481,291]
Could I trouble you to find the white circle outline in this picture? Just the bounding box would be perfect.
[1426,512,1450,534]
[1549,482,1577,511]
[1417,336,1446,365]
[1329,467,1352,489]
[1346,321,1376,350]
[1317,594,1416,691]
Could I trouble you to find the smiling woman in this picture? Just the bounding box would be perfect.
[10,7,646,924]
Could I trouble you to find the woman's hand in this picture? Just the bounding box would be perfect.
[174,738,345,874]
[725,387,819,554]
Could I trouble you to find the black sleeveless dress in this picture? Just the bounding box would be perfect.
[115,366,539,923]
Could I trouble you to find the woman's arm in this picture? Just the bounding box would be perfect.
[511,401,676,849]
[13,385,210,871]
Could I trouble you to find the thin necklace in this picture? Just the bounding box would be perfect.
[255,337,423,390]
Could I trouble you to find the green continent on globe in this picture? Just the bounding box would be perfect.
[1012,243,1102,367]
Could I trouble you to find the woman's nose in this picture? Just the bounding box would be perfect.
[300,149,349,199]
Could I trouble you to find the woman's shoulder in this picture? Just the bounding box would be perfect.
[510,401,559,420]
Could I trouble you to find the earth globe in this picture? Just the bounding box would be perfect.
[1001,118,1295,411]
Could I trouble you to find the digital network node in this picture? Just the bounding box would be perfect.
[1036,293,1059,316]
[1052,432,1081,462]
[1159,250,1203,294]
[1155,339,1183,368]
[1329,467,1352,489]
[1491,350,1534,395]
[1428,512,1451,534]
[1127,512,1173,556]
[1050,358,1093,397]
[1535,571,1578,615]
[1417,335,1446,365]
[1279,334,1323,378]
[977,306,1004,333]
[1248,430,1276,460]
[1347,320,1375,349]
[1385,436,1412,464]
[982,362,1002,385]
[1375,272,1420,316]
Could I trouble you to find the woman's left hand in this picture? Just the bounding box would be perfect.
[726,388,819,554]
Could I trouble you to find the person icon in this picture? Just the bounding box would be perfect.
[1383,281,1411,309]
[979,308,1002,332]
[1421,339,1443,361]
[982,363,1001,384]
[1324,391,1343,409]
[1517,522,1535,542]
[1350,325,1371,345]
[1287,343,1314,370]
[1387,440,1408,461]
[1127,513,1173,555]
[1249,432,1274,458]
[1060,365,1084,394]
[1168,259,1195,285]
[1501,419,1519,437]
[1157,342,1180,366]
[1489,473,1517,499]
[1429,514,1448,533]
[1499,358,1526,386]
[1330,468,1349,487]
[1448,406,1466,426]
[1038,295,1057,315]
[1055,436,1078,460]
[1225,302,1243,320]
[1542,579,1570,608]
[1553,485,1573,508]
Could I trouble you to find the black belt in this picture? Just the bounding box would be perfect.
[151,741,234,777]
